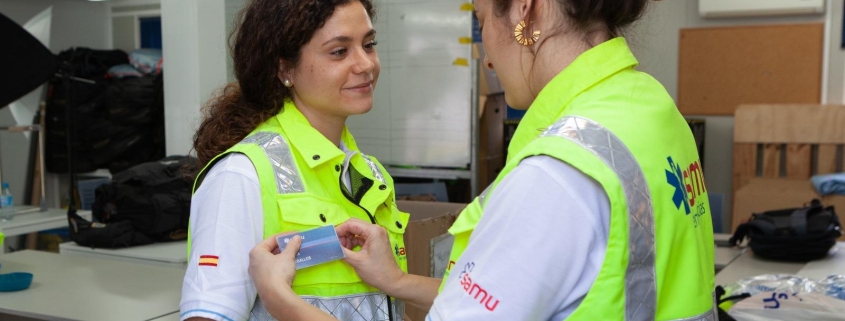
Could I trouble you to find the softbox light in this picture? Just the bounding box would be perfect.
[0,11,58,108]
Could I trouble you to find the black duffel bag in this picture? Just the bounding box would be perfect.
[730,199,842,262]
[69,155,193,248]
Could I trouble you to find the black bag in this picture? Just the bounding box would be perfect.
[69,156,193,248]
[95,74,166,174]
[44,48,114,174]
[45,48,165,174]
[730,199,842,262]
[55,47,128,79]
[68,212,155,248]
[45,76,110,173]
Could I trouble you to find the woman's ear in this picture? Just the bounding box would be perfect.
[277,59,292,84]
[278,59,297,88]
[514,0,534,22]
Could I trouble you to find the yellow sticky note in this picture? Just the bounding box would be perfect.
[452,58,469,67]
[459,37,472,44]
[460,3,474,11]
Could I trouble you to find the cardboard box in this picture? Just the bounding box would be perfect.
[397,200,466,321]
[399,200,465,277]
[733,178,845,240]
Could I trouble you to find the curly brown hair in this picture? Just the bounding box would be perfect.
[188,0,376,178]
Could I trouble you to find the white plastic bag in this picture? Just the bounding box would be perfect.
[729,292,845,321]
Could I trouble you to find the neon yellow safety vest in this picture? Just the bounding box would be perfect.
[193,100,409,321]
[441,38,716,320]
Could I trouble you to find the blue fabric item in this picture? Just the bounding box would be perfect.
[107,64,143,78]
[811,172,845,195]
[128,48,163,75]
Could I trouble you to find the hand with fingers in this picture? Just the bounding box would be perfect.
[337,218,406,293]
[247,234,350,321]
[249,234,302,292]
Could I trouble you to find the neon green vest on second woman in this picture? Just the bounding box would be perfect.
[194,100,409,321]
[441,38,716,320]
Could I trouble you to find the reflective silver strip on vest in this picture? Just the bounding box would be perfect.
[362,154,386,185]
[240,132,305,194]
[541,116,658,321]
[249,292,405,321]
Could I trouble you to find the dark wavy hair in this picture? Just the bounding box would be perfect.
[492,0,648,36]
[188,0,376,178]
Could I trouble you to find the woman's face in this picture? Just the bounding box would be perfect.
[283,1,380,121]
[476,0,536,109]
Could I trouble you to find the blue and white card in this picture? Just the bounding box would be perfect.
[277,225,346,270]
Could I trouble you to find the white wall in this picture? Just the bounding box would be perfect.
[161,0,229,156]
[0,0,109,207]
[629,0,837,231]
[0,0,110,53]
[825,0,845,105]
[225,0,245,83]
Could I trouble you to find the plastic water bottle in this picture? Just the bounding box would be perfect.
[0,182,13,218]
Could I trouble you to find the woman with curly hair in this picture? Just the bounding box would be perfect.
[180,1,409,320]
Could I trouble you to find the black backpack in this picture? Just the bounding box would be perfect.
[45,48,165,174]
[45,48,128,174]
[730,199,842,262]
[56,47,129,79]
[69,156,193,248]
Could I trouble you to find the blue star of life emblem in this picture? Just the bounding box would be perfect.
[665,156,690,215]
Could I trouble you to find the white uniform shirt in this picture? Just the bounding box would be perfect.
[181,145,357,321]
[180,153,264,321]
[427,155,611,321]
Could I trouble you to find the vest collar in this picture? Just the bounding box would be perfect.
[506,37,638,162]
[276,99,358,169]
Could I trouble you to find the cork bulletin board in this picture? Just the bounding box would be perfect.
[678,23,824,115]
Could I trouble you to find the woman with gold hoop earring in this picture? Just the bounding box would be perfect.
[250,0,717,320]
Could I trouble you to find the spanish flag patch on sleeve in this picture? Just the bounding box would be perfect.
[199,255,219,267]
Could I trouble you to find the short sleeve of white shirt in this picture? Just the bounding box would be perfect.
[180,153,264,321]
[428,155,611,321]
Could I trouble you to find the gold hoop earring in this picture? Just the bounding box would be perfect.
[283,79,292,88]
[514,20,540,46]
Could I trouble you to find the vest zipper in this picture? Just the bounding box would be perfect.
[338,174,377,224]
[337,162,394,321]
[339,151,377,224]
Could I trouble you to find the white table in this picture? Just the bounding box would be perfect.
[713,233,745,272]
[797,245,845,280]
[0,207,91,237]
[60,241,188,268]
[0,250,184,321]
[714,233,733,247]
[715,242,845,286]
[714,246,745,271]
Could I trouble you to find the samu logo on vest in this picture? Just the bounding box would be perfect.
[665,156,708,227]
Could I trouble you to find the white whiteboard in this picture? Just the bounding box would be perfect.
[346,0,473,168]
